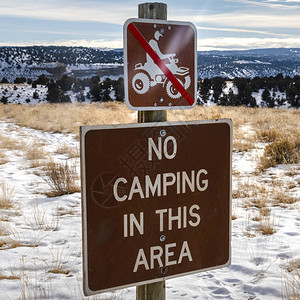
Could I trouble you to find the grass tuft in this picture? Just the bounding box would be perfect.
[284,259,300,300]
[256,216,276,235]
[55,143,79,158]
[0,181,15,209]
[24,143,48,168]
[274,193,299,207]
[0,272,20,280]
[46,248,71,276]
[257,128,280,142]
[25,200,61,231]
[259,139,299,171]
[0,237,37,250]
[44,161,80,197]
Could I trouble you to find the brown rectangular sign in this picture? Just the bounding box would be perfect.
[81,120,232,296]
[124,18,197,110]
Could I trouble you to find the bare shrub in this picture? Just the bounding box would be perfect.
[25,144,47,161]
[44,160,80,197]
[0,272,20,280]
[24,143,48,168]
[0,134,20,150]
[257,128,280,142]
[47,248,70,275]
[259,139,300,171]
[25,200,61,231]
[0,236,37,250]
[252,198,267,209]
[19,262,53,300]
[285,168,300,177]
[55,143,79,158]
[0,151,9,165]
[259,207,270,217]
[256,216,276,235]
[284,259,300,300]
[274,193,298,207]
[0,181,15,209]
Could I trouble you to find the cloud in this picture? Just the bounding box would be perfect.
[0,38,123,48]
[196,26,293,37]
[0,0,135,24]
[2,36,299,52]
[227,0,300,9]
[184,13,300,29]
[197,37,300,50]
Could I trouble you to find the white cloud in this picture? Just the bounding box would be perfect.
[196,26,293,37]
[2,36,299,52]
[183,13,300,29]
[0,38,123,48]
[0,0,135,24]
[227,0,300,9]
[197,37,300,50]
[1,0,300,50]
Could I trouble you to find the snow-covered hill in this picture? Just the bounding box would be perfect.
[197,48,300,79]
[0,47,300,82]
[0,46,123,82]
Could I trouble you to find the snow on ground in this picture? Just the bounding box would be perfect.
[0,120,299,299]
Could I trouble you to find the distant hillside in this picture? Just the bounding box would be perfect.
[197,48,300,78]
[0,46,299,81]
[0,46,123,81]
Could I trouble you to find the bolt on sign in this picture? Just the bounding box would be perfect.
[80,120,232,296]
[123,18,197,110]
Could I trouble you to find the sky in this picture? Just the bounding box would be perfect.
[0,0,300,50]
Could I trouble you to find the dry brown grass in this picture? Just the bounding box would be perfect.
[55,143,79,158]
[252,198,267,209]
[24,144,47,161]
[256,215,276,235]
[0,133,23,150]
[259,207,270,217]
[0,103,299,156]
[0,181,15,209]
[285,167,300,177]
[259,139,300,171]
[0,102,134,137]
[56,206,76,216]
[0,151,9,165]
[284,259,300,300]
[0,272,20,280]
[233,182,267,200]
[24,143,49,168]
[44,160,80,197]
[46,248,71,275]
[274,193,299,207]
[25,200,61,231]
[0,236,37,250]
[257,128,280,142]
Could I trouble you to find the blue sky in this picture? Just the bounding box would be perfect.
[0,0,300,50]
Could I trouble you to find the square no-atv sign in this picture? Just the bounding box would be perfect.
[123,18,197,110]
